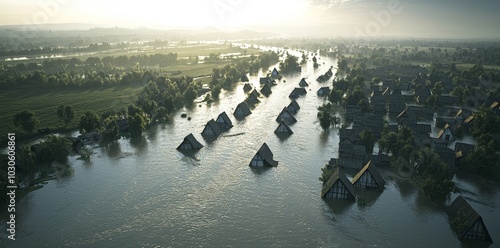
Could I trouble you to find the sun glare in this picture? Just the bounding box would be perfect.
[71,0,310,28]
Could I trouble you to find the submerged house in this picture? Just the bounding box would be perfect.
[317,86,330,97]
[351,161,385,191]
[289,87,307,99]
[249,142,278,167]
[287,100,300,114]
[260,84,272,96]
[202,119,224,137]
[437,123,455,142]
[260,76,276,86]
[321,167,356,200]
[271,67,280,78]
[177,133,204,150]
[234,102,252,119]
[243,83,252,92]
[247,89,260,104]
[299,78,309,87]
[216,111,233,130]
[276,107,297,124]
[447,195,493,243]
[275,121,293,135]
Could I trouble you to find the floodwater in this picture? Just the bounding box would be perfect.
[1,48,499,248]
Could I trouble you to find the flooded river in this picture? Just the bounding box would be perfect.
[1,48,499,247]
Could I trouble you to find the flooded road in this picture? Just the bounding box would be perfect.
[1,47,499,247]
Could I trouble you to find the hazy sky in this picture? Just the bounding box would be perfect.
[1,0,499,38]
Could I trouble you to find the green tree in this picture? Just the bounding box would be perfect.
[13,109,39,133]
[128,113,148,137]
[319,163,336,185]
[17,145,36,173]
[432,81,443,96]
[417,148,455,200]
[359,130,375,153]
[102,116,120,142]
[34,135,72,164]
[79,111,100,133]
[317,103,333,130]
[184,86,198,104]
[57,104,75,126]
[279,54,300,73]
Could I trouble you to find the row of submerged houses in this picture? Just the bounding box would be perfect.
[177,68,306,168]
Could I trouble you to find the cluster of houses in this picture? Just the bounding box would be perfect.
[321,161,385,199]
[328,63,500,172]
[324,63,498,244]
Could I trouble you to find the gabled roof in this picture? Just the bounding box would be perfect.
[274,121,293,135]
[177,133,204,150]
[292,87,307,96]
[437,123,454,139]
[299,78,309,87]
[490,101,499,110]
[447,195,493,243]
[464,115,474,124]
[234,102,252,117]
[243,83,252,92]
[248,89,260,103]
[454,142,475,158]
[260,84,272,96]
[216,111,233,129]
[317,86,331,96]
[352,161,386,190]
[276,107,297,124]
[321,167,356,198]
[202,119,224,137]
[250,142,278,167]
[271,67,280,76]
[287,100,300,114]
[289,88,307,99]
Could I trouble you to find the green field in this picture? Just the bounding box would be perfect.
[0,85,143,140]
[0,43,265,145]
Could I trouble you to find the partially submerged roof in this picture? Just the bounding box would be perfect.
[249,142,278,167]
[287,100,300,114]
[202,119,224,137]
[299,78,309,87]
[351,161,386,190]
[321,167,356,199]
[177,133,204,150]
[437,123,453,139]
[234,102,252,118]
[317,86,331,96]
[447,195,493,243]
[260,84,272,96]
[216,111,233,129]
[276,107,297,124]
[275,120,293,135]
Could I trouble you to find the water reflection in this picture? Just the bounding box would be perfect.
[454,172,498,197]
[275,133,291,142]
[323,198,354,216]
[460,240,492,248]
[355,190,382,208]
[130,135,148,155]
[102,141,122,159]
[249,166,272,176]
[414,191,446,218]
[395,179,417,199]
